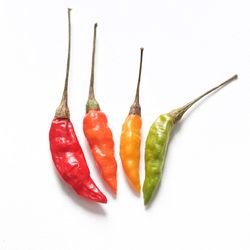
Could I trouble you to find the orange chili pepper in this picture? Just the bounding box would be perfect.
[83,24,117,193]
[120,48,144,193]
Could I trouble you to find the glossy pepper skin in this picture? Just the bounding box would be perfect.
[120,48,144,192]
[83,24,117,193]
[143,75,238,205]
[49,9,107,203]
[143,114,174,204]
[120,115,142,192]
[83,110,117,192]
[50,118,107,203]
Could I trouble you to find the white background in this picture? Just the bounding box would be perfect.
[0,0,250,249]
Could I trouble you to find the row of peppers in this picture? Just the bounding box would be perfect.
[49,9,238,206]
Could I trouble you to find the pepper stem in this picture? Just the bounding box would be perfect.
[168,74,238,123]
[86,23,100,113]
[55,8,72,119]
[129,48,144,116]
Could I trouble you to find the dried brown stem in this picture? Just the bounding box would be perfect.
[129,48,144,116]
[168,74,238,123]
[55,8,72,119]
[86,23,100,113]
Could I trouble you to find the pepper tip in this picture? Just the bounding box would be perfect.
[106,178,117,194]
[100,196,108,204]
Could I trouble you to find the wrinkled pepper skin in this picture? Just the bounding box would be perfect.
[142,75,238,206]
[49,118,107,203]
[143,114,174,205]
[83,110,117,193]
[120,114,142,192]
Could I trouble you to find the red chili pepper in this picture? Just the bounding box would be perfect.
[83,24,117,193]
[49,9,107,204]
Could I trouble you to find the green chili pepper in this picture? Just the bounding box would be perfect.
[143,74,238,205]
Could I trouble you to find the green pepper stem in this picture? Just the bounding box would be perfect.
[55,8,72,119]
[129,48,144,116]
[168,74,238,123]
[86,23,100,113]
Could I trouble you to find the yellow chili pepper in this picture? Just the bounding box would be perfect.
[120,48,144,193]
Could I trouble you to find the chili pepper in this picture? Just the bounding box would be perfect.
[49,9,107,204]
[143,74,238,205]
[83,24,117,193]
[119,48,144,193]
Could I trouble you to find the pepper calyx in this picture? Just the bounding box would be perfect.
[129,102,141,116]
[167,108,185,124]
[55,103,70,119]
[86,99,100,113]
